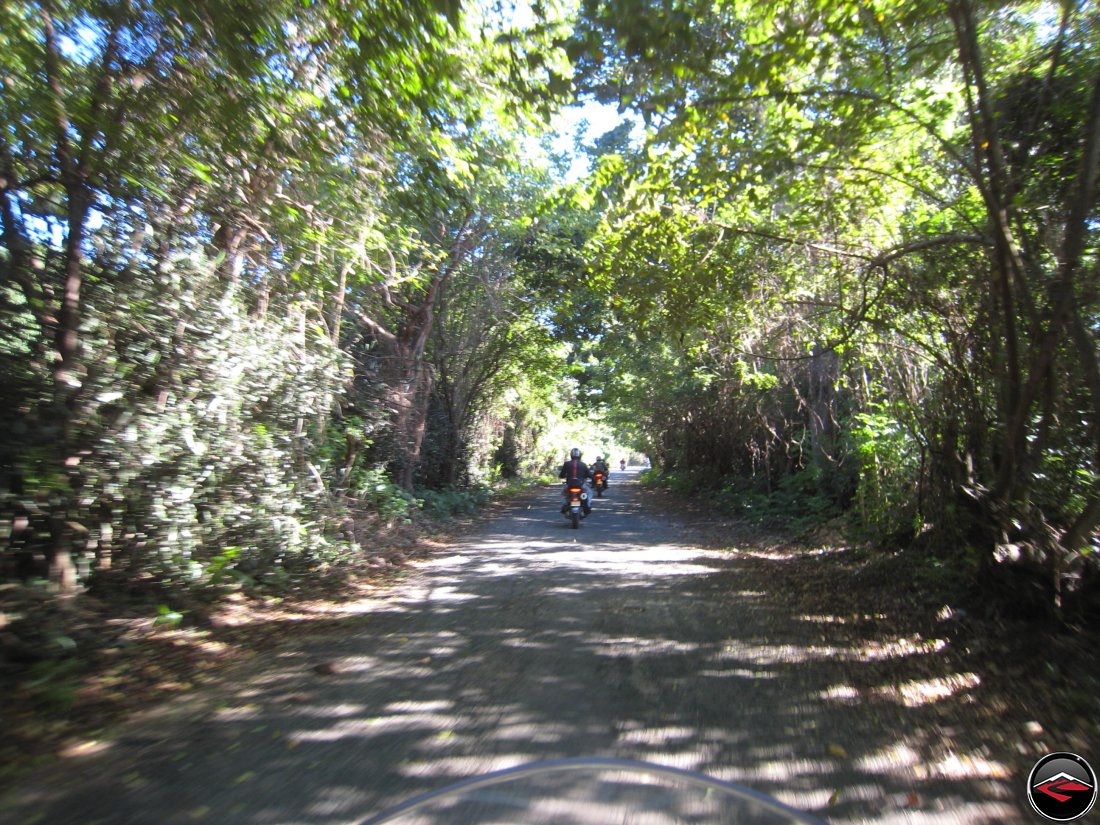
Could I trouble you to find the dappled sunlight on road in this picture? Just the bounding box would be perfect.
[712,633,948,667]
[208,484,1018,822]
[0,474,1022,825]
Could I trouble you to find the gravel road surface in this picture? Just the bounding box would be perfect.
[0,471,1021,824]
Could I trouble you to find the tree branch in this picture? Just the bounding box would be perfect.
[1000,62,1100,495]
[351,307,397,348]
[710,220,986,265]
[78,10,123,178]
[0,136,43,322]
[693,85,978,180]
[873,233,989,266]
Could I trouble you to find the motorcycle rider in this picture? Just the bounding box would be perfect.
[559,447,593,517]
[591,455,610,490]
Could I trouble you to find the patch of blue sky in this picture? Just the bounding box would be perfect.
[522,98,642,183]
[57,13,104,63]
[476,0,642,182]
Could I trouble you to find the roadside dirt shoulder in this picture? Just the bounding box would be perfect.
[636,482,1100,766]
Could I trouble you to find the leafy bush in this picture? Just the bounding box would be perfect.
[644,467,840,533]
[7,254,352,592]
[417,486,491,520]
[849,404,922,540]
[355,467,417,525]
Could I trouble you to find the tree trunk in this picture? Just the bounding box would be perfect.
[41,4,92,591]
[48,188,89,591]
[352,214,475,490]
[392,363,434,491]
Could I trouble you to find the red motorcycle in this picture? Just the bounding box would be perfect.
[592,471,608,497]
[562,483,589,528]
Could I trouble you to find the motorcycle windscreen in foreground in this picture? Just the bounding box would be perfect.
[362,757,827,825]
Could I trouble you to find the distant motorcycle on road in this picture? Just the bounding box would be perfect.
[592,471,608,497]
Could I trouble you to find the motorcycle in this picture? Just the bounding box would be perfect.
[362,757,827,824]
[562,482,589,529]
[592,471,608,497]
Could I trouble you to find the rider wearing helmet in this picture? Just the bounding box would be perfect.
[591,455,610,482]
[559,448,592,517]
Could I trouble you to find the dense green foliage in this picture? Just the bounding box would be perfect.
[572,0,1100,618]
[2,0,1098,623]
[0,0,576,595]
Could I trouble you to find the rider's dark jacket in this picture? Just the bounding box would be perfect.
[559,459,591,486]
[591,460,609,477]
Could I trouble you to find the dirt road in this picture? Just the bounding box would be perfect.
[0,472,1022,824]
